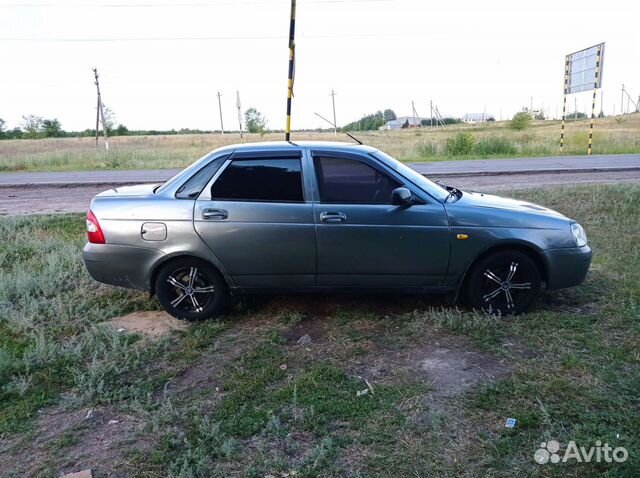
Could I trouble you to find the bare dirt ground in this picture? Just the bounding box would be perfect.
[1,170,639,215]
[106,311,188,337]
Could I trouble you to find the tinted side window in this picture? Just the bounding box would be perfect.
[211,158,303,202]
[314,156,401,204]
[176,156,226,199]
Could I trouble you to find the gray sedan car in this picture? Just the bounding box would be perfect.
[83,141,591,319]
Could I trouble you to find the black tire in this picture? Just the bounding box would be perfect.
[466,250,541,315]
[155,257,228,321]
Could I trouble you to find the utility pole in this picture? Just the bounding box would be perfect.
[284,0,296,141]
[430,100,433,127]
[621,84,625,115]
[574,97,577,121]
[92,68,109,151]
[600,90,604,117]
[330,89,337,136]
[236,90,243,141]
[217,91,224,134]
[411,101,419,126]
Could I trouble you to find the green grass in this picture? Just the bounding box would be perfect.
[1,184,639,477]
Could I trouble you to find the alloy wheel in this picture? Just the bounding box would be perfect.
[165,266,216,314]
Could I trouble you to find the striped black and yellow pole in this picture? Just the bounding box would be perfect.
[560,56,570,151]
[285,0,296,142]
[587,45,602,155]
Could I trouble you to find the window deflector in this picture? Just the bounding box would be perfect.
[197,159,232,201]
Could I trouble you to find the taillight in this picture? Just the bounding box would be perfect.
[86,209,106,244]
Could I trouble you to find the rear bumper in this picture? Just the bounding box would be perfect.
[83,243,164,291]
[543,245,592,290]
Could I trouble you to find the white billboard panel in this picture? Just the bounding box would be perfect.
[564,43,605,94]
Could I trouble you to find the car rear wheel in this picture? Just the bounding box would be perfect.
[467,250,541,315]
[155,257,228,321]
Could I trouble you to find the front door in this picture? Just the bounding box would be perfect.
[194,151,316,287]
[311,152,450,287]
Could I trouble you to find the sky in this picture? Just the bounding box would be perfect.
[0,0,638,132]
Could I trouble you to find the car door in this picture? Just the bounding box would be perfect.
[194,150,316,287]
[310,150,450,287]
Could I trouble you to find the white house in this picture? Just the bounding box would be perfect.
[462,113,495,123]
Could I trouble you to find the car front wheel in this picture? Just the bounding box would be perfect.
[155,257,228,321]
[467,250,541,315]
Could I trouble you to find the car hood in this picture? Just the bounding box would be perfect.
[445,190,571,229]
[96,183,159,197]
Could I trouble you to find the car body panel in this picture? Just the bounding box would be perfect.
[194,201,316,287]
[313,203,450,286]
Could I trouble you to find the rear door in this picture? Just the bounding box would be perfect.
[310,150,450,287]
[194,150,316,287]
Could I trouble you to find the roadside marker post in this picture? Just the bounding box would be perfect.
[560,57,569,151]
[285,0,296,142]
[587,44,603,155]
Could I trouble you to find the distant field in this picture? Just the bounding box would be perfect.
[0,114,639,172]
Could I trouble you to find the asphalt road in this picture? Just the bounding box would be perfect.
[1,154,639,215]
[0,153,638,186]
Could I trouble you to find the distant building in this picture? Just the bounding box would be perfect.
[380,116,425,130]
[462,113,495,123]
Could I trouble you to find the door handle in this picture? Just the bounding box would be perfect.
[320,211,347,223]
[202,208,228,220]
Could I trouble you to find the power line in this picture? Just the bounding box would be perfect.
[0,32,424,42]
[0,0,391,7]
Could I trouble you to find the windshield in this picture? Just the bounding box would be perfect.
[371,151,451,202]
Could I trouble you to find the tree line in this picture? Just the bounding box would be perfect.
[0,106,273,140]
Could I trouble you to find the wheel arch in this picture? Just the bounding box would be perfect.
[456,242,548,302]
[148,252,232,295]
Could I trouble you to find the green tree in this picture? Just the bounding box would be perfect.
[42,118,63,137]
[383,109,397,122]
[115,124,129,136]
[510,111,530,131]
[21,114,43,139]
[0,118,5,139]
[343,110,387,131]
[102,105,116,134]
[245,107,267,134]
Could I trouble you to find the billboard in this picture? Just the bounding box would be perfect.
[564,43,605,94]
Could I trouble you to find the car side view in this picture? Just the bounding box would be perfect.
[83,142,592,319]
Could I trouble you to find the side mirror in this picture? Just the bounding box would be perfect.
[391,187,414,206]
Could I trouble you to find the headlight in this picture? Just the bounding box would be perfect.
[571,223,587,247]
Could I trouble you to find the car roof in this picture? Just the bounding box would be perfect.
[212,140,378,155]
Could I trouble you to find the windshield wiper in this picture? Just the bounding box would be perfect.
[437,181,462,202]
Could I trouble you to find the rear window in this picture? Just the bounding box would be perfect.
[176,156,226,199]
[211,158,304,202]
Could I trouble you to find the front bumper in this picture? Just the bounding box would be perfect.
[543,245,592,290]
[83,243,164,291]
